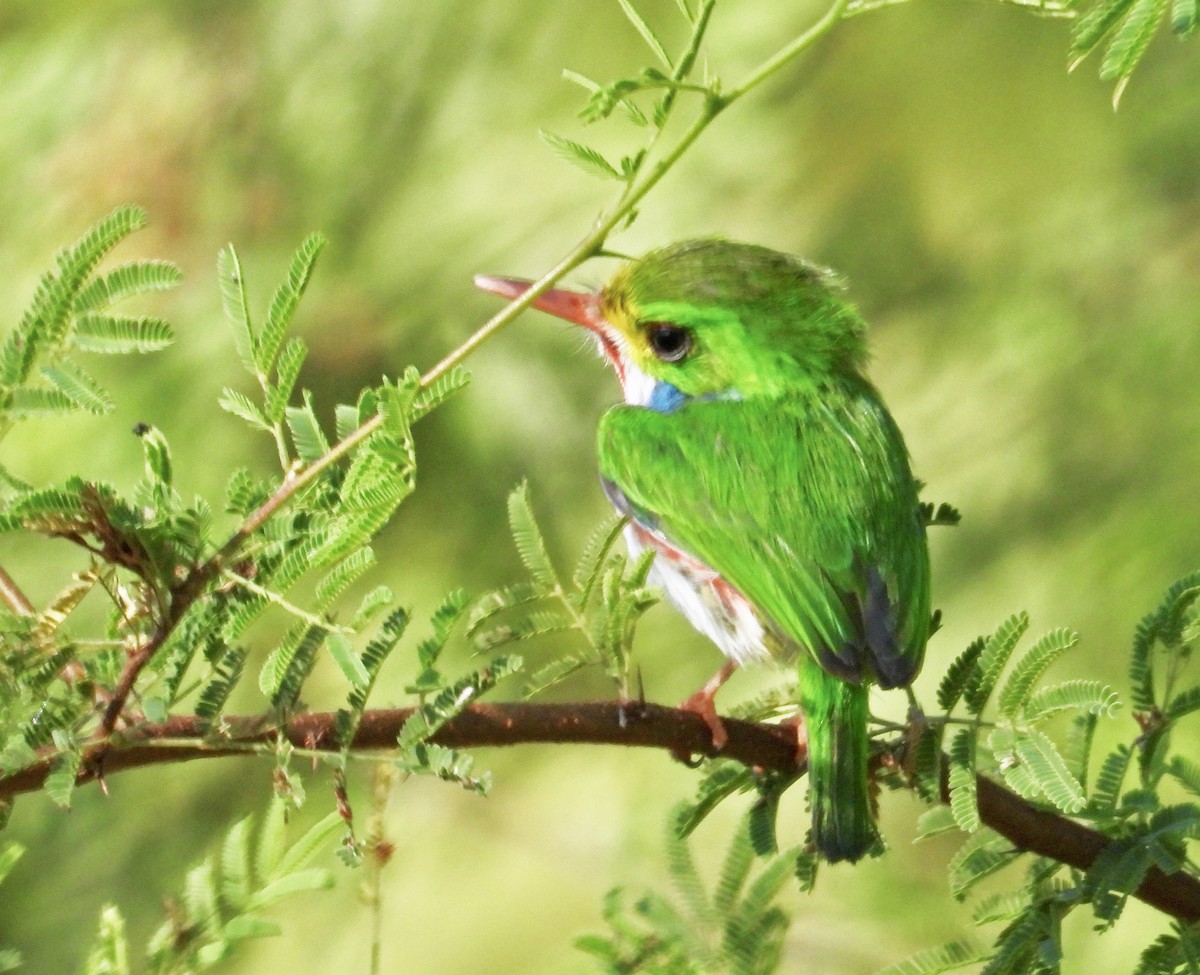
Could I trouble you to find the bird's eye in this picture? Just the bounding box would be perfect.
[645,323,692,363]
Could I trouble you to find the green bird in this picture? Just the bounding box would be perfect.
[476,239,931,863]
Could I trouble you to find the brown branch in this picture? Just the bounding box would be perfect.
[2,701,1197,925]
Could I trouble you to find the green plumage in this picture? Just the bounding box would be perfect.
[595,241,931,863]
[477,238,932,863]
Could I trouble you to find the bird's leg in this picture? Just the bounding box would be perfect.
[782,710,809,767]
[678,660,738,752]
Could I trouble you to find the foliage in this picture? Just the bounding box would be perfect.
[81,800,340,975]
[576,814,799,975]
[470,484,657,700]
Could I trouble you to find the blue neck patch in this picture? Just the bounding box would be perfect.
[647,381,688,414]
[646,382,743,414]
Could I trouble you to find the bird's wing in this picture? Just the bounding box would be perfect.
[597,387,929,686]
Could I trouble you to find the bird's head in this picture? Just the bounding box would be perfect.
[475,239,868,407]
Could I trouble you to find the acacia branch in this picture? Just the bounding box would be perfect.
[2,701,1197,924]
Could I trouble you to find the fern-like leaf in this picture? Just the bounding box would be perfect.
[72,314,174,354]
[1100,0,1170,104]
[871,939,986,975]
[965,612,1030,716]
[948,830,1017,901]
[410,365,471,423]
[40,360,113,414]
[540,130,623,181]
[218,244,257,373]
[1014,728,1086,813]
[1023,679,1120,723]
[506,481,559,590]
[263,338,308,424]
[258,233,326,375]
[616,0,674,67]
[938,637,985,712]
[997,627,1079,719]
[284,391,330,462]
[73,258,182,313]
[948,727,981,832]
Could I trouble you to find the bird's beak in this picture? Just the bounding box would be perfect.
[473,275,600,329]
[474,274,628,384]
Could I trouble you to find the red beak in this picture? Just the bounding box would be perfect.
[474,274,627,383]
[473,275,600,328]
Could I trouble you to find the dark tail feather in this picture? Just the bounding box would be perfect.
[799,665,876,863]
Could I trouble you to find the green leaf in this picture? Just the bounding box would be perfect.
[871,939,985,975]
[1165,684,1200,720]
[268,810,343,880]
[948,727,981,832]
[259,625,325,706]
[220,816,254,911]
[0,842,24,885]
[539,130,622,181]
[506,482,559,590]
[414,589,469,671]
[410,365,471,422]
[195,647,247,720]
[1023,679,1121,723]
[83,905,130,975]
[259,233,326,374]
[1099,0,1169,101]
[1070,0,1137,64]
[222,913,283,943]
[1090,745,1133,812]
[314,547,376,609]
[522,655,591,697]
[245,868,335,910]
[915,805,959,841]
[616,0,673,68]
[219,244,257,373]
[467,582,545,637]
[72,314,174,354]
[254,799,289,883]
[966,612,1030,716]
[349,585,395,630]
[327,631,370,687]
[6,386,78,417]
[263,338,308,424]
[1172,0,1198,33]
[285,391,330,462]
[948,831,1017,901]
[40,360,112,414]
[938,637,985,712]
[998,628,1079,718]
[1014,728,1086,813]
[219,387,272,431]
[73,259,182,313]
[45,744,81,809]
[135,423,173,489]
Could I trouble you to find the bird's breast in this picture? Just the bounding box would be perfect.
[623,520,769,666]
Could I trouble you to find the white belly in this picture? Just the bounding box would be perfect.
[625,523,769,666]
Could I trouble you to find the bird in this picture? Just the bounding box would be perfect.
[475,239,931,863]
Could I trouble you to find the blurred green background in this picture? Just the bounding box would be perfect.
[1,0,1198,972]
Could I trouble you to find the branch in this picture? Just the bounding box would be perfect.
[2,701,1197,924]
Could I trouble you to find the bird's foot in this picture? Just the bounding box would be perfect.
[679,686,729,753]
[673,661,738,760]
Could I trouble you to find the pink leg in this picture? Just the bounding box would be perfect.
[679,660,738,751]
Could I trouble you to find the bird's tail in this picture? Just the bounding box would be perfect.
[799,664,877,864]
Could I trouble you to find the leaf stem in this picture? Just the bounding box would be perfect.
[0,564,35,617]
